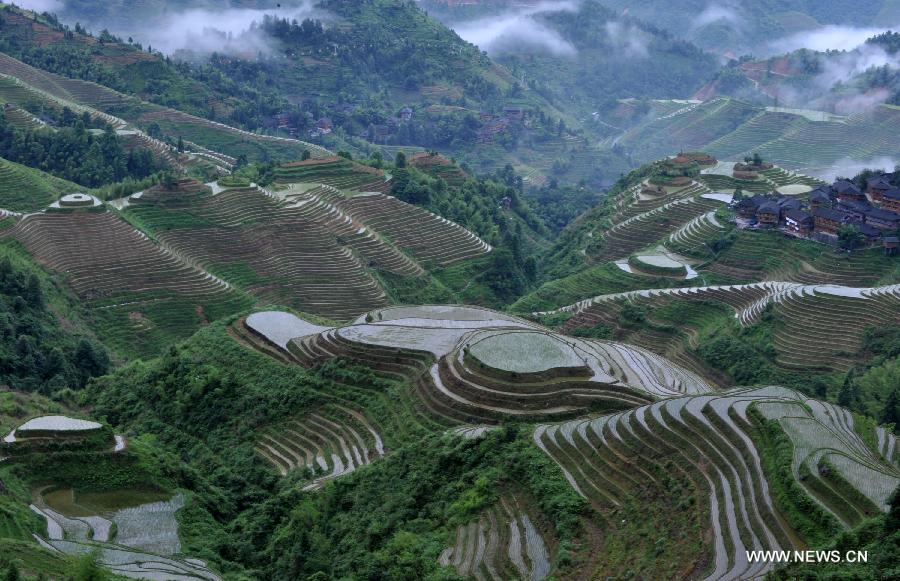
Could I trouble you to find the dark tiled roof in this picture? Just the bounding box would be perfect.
[784,209,812,222]
[856,223,882,237]
[866,208,900,222]
[778,198,802,210]
[867,175,892,189]
[757,202,780,214]
[814,207,848,222]
[834,179,862,196]
[837,200,873,213]
[884,188,900,200]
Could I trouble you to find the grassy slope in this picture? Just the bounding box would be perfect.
[84,318,587,577]
[0,156,82,212]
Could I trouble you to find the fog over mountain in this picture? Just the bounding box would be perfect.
[16,0,329,56]
[449,0,580,55]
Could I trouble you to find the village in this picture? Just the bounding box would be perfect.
[734,173,900,253]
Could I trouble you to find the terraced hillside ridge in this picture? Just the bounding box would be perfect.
[699,161,823,195]
[438,495,552,581]
[31,492,221,580]
[255,404,385,490]
[236,306,712,427]
[534,387,900,579]
[1,103,46,130]
[0,51,327,162]
[616,98,900,172]
[10,204,250,356]
[407,151,469,186]
[541,283,900,374]
[275,156,390,191]
[125,178,432,320]
[0,156,82,212]
[336,193,492,266]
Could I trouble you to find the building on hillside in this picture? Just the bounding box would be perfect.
[809,186,834,209]
[885,236,899,256]
[865,208,900,231]
[852,221,883,244]
[476,118,509,143]
[882,188,900,213]
[784,209,813,234]
[835,179,865,202]
[757,202,780,226]
[867,175,893,202]
[503,106,525,121]
[813,207,849,234]
[735,197,758,218]
[399,107,413,122]
[776,196,802,218]
[836,199,873,221]
[641,183,666,196]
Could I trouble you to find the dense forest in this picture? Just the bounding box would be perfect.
[0,113,159,187]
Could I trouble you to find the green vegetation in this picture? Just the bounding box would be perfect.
[0,113,159,188]
[0,241,108,394]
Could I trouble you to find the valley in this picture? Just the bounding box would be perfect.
[0,1,896,580]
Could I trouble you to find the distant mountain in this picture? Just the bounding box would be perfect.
[424,0,718,115]
[592,0,900,54]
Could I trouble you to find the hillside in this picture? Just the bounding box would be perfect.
[0,4,898,581]
[590,0,900,54]
[609,98,900,174]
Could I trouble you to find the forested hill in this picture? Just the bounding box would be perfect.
[591,0,900,53]
[478,0,718,117]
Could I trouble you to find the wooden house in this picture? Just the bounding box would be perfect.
[757,202,780,226]
[784,209,813,234]
[813,207,849,234]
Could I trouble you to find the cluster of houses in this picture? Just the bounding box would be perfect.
[476,106,528,143]
[735,174,900,251]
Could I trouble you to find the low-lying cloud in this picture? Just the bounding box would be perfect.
[603,20,650,59]
[809,156,899,183]
[14,0,64,12]
[694,2,742,30]
[768,24,897,55]
[450,1,579,56]
[759,23,900,114]
[18,1,329,58]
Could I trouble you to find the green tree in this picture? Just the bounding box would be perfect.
[881,388,900,430]
[394,151,406,168]
[837,369,858,409]
[837,225,866,250]
[72,551,107,581]
[4,563,20,581]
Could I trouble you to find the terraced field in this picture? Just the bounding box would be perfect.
[0,51,325,163]
[31,493,221,580]
[0,157,82,212]
[542,282,900,375]
[255,405,385,490]
[617,98,760,164]
[439,495,552,581]
[665,211,729,258]
[336,192,492,266]
[126,179,427,320]
[1,103,45,130]
[618,99,900,172]
[592,188,723,263]
[238,306,712,428]
[275,156,389,191]
[11,206,250,356]
[534,387,900,578]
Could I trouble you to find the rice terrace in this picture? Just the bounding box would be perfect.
[0,0,898,580]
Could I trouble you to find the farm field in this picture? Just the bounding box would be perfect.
[534,386,900,578]
[0,2,897,577]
